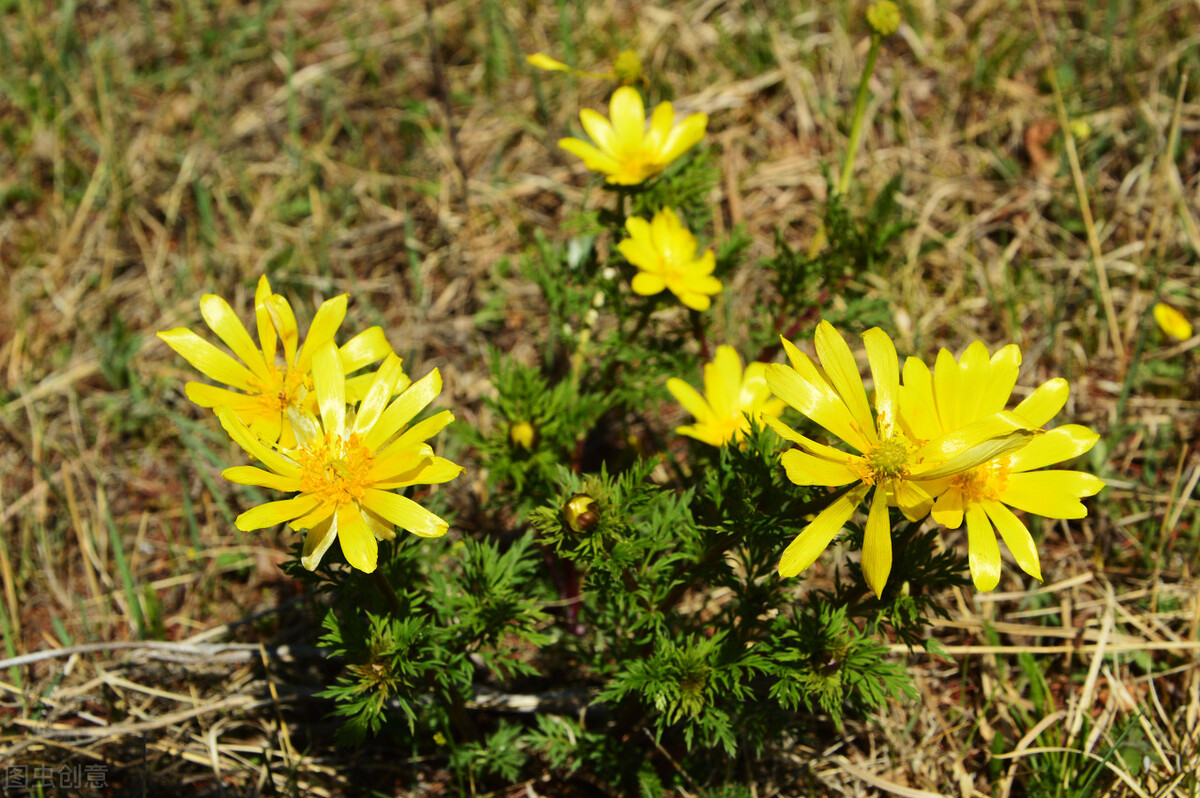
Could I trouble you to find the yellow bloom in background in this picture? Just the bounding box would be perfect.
[667,346,785,447]
[763,322,1035,597]
[558,86,707,185]
[158,275,398,447]
[217,343,462,574]
[901,341,1105,591]
[618,207,722,311]
[1153,302,1193,341]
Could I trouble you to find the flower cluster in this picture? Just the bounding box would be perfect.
[159,276,461,573]
[764,322,1104,595]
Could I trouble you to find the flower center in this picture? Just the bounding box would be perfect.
[949,457,1011,503]
[862,435,913,483]
[297,432,375,506]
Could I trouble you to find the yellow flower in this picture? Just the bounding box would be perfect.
[1153,302,1193,341]
[216,343,462,573]
[901,341,1105,591]
[763,322,1036,597]
[158,276,397,446]
[667,346,785,447]
[618,208,722,311]
[558,86,707,185]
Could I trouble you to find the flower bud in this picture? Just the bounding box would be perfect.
[866,1,901,37]
[509,421,537,452]
[564,494,599,532]
[613,50,643,85]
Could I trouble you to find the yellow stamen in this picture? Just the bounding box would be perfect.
[949,457,1012,503]
[298,432,375,505]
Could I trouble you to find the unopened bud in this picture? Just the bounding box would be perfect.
[866,1,901,37]
[613,50,643,85]
[564,494,599,532]
[509,421,537,451]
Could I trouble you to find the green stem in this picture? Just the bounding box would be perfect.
[807,35,881,258]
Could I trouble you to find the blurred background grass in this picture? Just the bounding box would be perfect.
[1,0,1198,794]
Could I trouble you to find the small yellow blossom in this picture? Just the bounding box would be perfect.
[1153,302,1193,341]
[667,346,785,447]
[158,276,398,447]
[558,86,707,186]
[618,208,722,311]
[764,322,1035,597]
[216,343,462,573]
[901,342,1105,591]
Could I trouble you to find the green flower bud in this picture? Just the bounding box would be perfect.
[866,1,901,37]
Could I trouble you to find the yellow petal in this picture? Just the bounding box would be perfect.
[675,424,723,447]
[931,488,964,529]
[254,276,277,366]
[312,342,346,435]
[363,369,443,451]
[361,488,449,537]
[780,449,859,487]
[385,409,456,453]
[814,321,876,446]
[914,411,1034,479]
[862,327,899,431]
[221,465,300,492]
[999,471,1104,518]
[158,328,258,391]
[979,344,1021,416]
[861,487,893,597]
[1154,302,1193,341]
[1007,425,1099,472]
[337,503,378,573]
[965,504,1001,591]
[893,479,934,522]
[631,272,666,296]
[236,495,322,531]
[667,378,713,424]
[1014,378,1068,427]
[340,327,393,374]
[559,137,621,175]
[215,406,301,477]
[377,456,464,489]
[704,346,742,417]
[954,341,991,424]
[932,348,962,430]
[981,498,1042,581]
[765,363,871,454]
[659,112,708,164]
[199,293,270,380]
[287,406,322,448]
[608,86,645,155]
[778,485,869,577]
[679,290,712,311]
[644,101,675,152]
[266,294,299,365]
[526,52,572,72]
[354,354,406,437]
[184,383,262,413]
[301,515,338,570]
[296,294,348,372]
[580,108,618,155]
[899,356,942,441]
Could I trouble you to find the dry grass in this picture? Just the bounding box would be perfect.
[1,0,1198,795]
